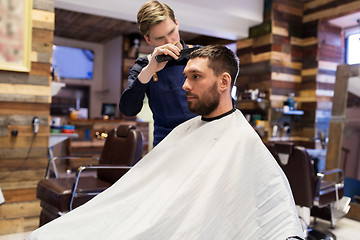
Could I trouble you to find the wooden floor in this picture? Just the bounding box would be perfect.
[0,217,359,240]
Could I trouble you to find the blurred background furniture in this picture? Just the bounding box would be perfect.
[267,142,348,240]
[48,132,78,160]
[67,119,150,156]
[326,64,360,222]
[36,124,143,226]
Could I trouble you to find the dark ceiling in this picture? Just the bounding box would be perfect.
[54,8,235,46]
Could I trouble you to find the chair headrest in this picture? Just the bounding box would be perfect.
[274,142,294,154]
[273,142,294,165]
[116,125,136,137]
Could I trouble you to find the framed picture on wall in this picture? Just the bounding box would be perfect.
[0,0,32,72]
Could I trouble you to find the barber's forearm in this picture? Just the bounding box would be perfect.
[137,65,155,84]
[138,51,168,84]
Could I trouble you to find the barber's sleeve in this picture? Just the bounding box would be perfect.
[119,62,149,116]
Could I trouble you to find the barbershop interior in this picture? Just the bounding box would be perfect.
[1,0,360,239]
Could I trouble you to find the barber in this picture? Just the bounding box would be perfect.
[119,0,199,147]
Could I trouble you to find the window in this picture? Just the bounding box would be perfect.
[346,33,360,65]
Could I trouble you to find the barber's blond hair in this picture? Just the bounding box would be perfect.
[137,1,176,36]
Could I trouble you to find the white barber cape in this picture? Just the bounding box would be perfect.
[28,110,304,240]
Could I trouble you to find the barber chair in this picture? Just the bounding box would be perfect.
[37,124,143,226]
[267,142,346,240]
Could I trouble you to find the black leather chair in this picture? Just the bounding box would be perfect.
[267,142,345,239]
[37,124,143,226]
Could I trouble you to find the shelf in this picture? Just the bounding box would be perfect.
[269,136,310,142]
[71,139,105,148]
[236,99,269,111]
[268,136,317,149]
[283,109,304,115]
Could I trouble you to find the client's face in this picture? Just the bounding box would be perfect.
[182,57,220,117]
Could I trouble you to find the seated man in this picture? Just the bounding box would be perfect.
[28,45,304,240]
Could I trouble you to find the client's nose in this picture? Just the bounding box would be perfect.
[182,79,191,91]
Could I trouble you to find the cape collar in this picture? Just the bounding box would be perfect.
[201,108,236,122]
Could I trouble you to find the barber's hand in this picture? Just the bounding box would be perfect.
[149,43,181,71]
[138,43,181,84]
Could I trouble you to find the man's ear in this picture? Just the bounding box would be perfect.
[219,72,231,92]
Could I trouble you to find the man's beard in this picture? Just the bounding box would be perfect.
[186,81,220,116]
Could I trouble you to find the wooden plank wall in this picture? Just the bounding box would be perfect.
[0,0,54,235]
[303,0,354,141]
[237,0,305,102]
[236,0,360,146]
[269,0,317,144]
[237,0,315,144]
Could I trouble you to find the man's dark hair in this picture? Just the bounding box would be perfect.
[189,45,239,86]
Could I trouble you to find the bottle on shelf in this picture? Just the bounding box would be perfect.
[283,92,296,112]
[287,92,295,111]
